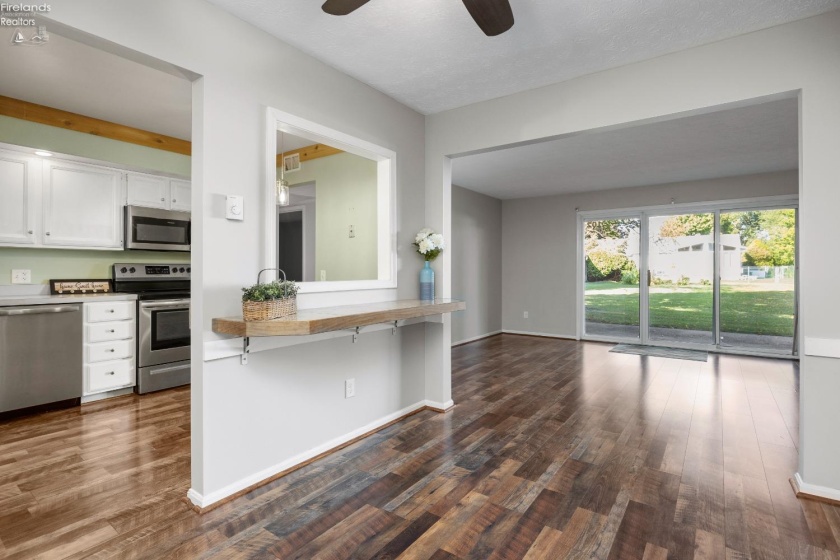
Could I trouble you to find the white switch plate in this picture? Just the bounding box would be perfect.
[11,269,31,284]
[349,224,355,238]
[345,378,355,398]
[320,270,327,281]
[523,311,529,319]
[225,195,244,221]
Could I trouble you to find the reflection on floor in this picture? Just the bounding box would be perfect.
[0,335,835,558]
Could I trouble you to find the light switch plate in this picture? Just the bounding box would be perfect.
[225,195,244,221]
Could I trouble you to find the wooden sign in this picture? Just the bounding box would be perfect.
[49,279,112,295]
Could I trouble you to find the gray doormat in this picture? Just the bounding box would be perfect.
[610,344,708,362]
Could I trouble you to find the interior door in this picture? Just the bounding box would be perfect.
[646,212,715,346]
[278,210,304,282]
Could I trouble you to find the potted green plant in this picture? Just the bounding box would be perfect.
[241,269,299,321]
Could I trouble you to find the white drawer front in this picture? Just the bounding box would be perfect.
[85,301,135,323]
[86,339,134,363]
[86,320,134,343]
[87,359,135,394]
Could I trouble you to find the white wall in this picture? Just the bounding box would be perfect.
[452,185,502,344]
[502,171,797,337]
[426,12,840,494]
[41,0,428,505]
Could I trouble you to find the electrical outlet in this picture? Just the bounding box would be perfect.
[349,224,355,238]
[345,378,355,399]
[11,269,31,284]
[320,270,327,281]
[523,311,529,319]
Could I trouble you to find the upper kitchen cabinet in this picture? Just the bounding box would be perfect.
[127,173,191,213]
[43,160,123,249]
[169,179,191,213]
[0,150,38,245]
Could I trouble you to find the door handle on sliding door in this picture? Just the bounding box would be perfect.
[647,270,652,287]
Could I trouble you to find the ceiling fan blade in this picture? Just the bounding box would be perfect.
[461,0,514,36]
[321,0,371,16]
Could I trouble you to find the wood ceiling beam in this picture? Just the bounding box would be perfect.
[276,143,343,168]
[0,95,191,156]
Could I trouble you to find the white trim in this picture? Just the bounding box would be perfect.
[187,399,430,509]
[804,337,840,358]
[425,399,454,411]
[264,107,398,293]
[577,194,798,220]
[503,329,577,340]
[452,330,502,346]
[203,316,431,361]
[80,387,134,404]
[794,473,840,502]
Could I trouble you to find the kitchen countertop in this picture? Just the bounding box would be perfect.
[0,293,137,307]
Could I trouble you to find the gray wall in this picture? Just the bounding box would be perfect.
[452,185,502,344]
[501,170,798,337]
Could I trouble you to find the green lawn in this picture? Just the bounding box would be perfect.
[585,281,795,336]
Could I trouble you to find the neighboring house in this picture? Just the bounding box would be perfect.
[649,233,744,282]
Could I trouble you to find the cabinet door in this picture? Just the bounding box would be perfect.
[0,150,38,245]
[169,179,191,213]
[43,160,123,248]
[126,172,169,209]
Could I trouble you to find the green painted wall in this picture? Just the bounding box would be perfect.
[0,115,190,176]
[0,247,189,286]
[283,152,378,281]
[0,116,192,286]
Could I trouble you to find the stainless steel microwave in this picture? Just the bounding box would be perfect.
[124,206,191,252]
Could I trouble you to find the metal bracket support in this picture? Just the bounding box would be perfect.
[352,326,360,343]
[243,337,251,354]
[392,320,398,335]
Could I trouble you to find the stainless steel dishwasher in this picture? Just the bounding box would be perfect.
[0,303,83,418]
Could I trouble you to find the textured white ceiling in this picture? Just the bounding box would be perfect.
[0,33,192,140]
[204,0,840,114]
[451,98,798,199]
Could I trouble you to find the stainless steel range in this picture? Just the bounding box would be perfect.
[112,263,191,394]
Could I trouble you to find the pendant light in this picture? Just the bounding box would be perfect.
[276,132,290,206]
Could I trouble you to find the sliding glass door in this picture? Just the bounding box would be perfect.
[718,208,797,354]
[583,217,641,340]
[580,201,798,356]
[647,212,715,346]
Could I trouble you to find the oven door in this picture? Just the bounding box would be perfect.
[138,299,191,367]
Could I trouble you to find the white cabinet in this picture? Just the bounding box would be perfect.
[0,150,38,244]
[169,179,191,213]
[43,160,123,248]
[127,172,191,213]
[83,301,135,397]
[126,172,169,210]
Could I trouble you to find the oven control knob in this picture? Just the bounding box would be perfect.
[180,267,186,273]
[186,267,191,273]
[120,267,128,273]
[129,267,136,273]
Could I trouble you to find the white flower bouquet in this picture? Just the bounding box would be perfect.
[414,228,445,261]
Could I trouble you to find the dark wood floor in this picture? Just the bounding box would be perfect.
[1,335,838,559]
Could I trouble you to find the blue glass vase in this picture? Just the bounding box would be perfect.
[420,261,434,301]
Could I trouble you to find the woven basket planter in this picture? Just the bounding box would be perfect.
[242,297,297,321]
[242,268,297,322]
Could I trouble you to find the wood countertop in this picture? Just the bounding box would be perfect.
[212,299,465,337]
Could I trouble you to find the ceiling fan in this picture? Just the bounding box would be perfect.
[321,0,515,37]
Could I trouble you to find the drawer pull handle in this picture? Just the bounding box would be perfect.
[107,329,115,333]
[161,197,166,201]
[106,309,115,313]
[106,371,115,375]
[106,349,115,353]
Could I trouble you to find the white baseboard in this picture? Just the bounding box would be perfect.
[794,472,840,502]
[425,399,454,411]
[187,399,429,509]
[81,387,135,404]
[502,329,577,340]
[452,330,502,346]
[804,337,840,358]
